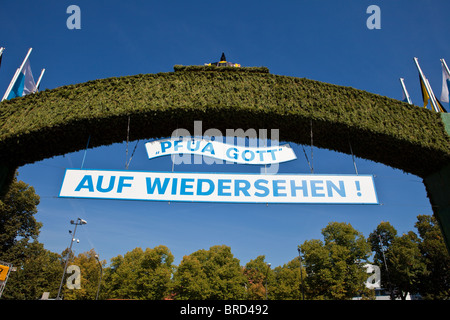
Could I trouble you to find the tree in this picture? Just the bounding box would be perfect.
[2,242,62,299]
[172,245,246,300]
[104,246,174,300]
[62,249,105,300]
[243,255,272,300]
[389,232,425,300]
[271,257,305,300]
[0,173,56,300]
[0,173,41,265]
[368,221,397,296]
[369,221,425,300]
[415,215,450,299]
[300,222,371,300]
[172,252,212,300]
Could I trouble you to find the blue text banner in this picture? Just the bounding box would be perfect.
[59,169,378,204]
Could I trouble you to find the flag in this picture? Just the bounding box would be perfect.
[0,47,4,71]
[6,57,36,100]
[400,78,412,104]
[436,98,447,113]
[441,59,450,103]
[420,75,430,108]
[414,57,441,112]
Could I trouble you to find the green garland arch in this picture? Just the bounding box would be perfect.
[1,65,450,251]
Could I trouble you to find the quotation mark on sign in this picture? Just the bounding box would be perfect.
[66,5,81,30]
[366,5,381,30]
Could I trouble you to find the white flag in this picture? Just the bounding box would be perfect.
[441,59,450,103]
[22,59,36,95]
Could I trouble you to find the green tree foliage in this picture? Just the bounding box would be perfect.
[388,232,425,300]
[368,221,397,297]
[369,217,450,300]
[271,257,305,300]
[415,215,450,299]
[3,242,62,299]
[62,249,105,300]
[172,245,246,300]
[103,246,174,300]
[243,255,271,300]
[0,173,62,300]
[0,173,41,264]
[368,222,396,265]
[300,222,372,300]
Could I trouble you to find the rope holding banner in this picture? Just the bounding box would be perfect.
[168,126,179,205]
[310,120,314,174]
[126,141,139,170]
[301,145,313,173]
[125,116,130,169]
[81,135,91,169]
[349,140,359,175]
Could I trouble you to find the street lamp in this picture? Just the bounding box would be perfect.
[297,247,305,300]
[378,233,394,299]
[265,263,271,300]
[56,218,87,300]
[95,254,103,300]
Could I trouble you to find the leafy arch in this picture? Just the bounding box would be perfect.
[1,66,450,250]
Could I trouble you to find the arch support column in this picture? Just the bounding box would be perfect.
[423,113,450,252]
[424,163,450,252]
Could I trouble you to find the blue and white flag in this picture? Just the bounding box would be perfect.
[1,48,42,101]
[441,59,450,103]
[7,58,36,100]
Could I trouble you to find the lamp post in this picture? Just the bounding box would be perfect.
[95,254,103,300]
[297,247,305,300]
[56,218,87,300]
[265,263,271,300]
[378,233,394,299]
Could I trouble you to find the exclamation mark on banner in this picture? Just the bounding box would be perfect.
[355,181,362,197]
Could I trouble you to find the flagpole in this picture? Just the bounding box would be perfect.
[414,57,439,112]
[2,48,33,101]
[0,47,4,73]
[426,78,441,112]
[442,58,450,76]
[35,68,45,92]
[399,78,412,104]
[2,68,20,102]
[0,47,4,72]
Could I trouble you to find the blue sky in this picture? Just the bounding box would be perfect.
[1,0,448,268]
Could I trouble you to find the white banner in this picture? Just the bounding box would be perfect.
[59,169,378,204]
[144,138,297,165]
